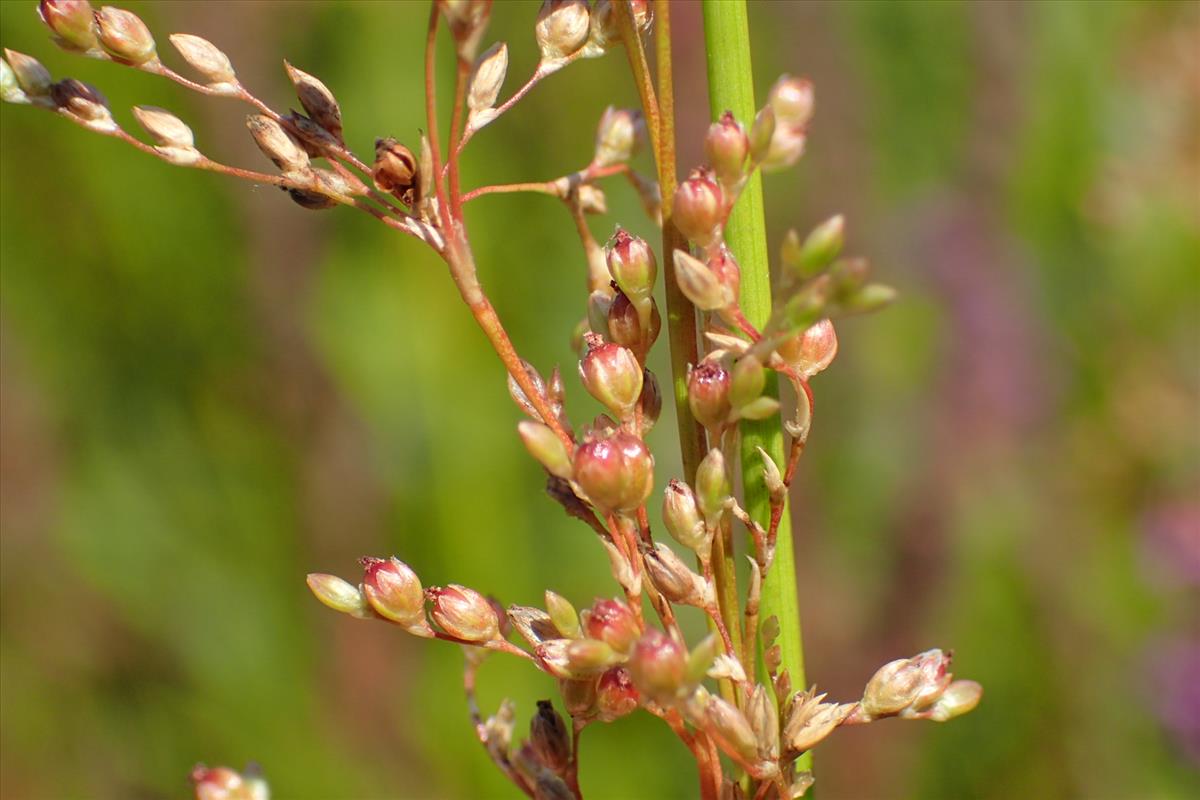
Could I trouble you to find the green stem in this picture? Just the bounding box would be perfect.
[701,0,811,772]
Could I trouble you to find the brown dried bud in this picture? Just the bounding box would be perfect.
[582,598,640,655]
[862,649,953,718]
[94,6,156,65]
[662,479,708,556]
[306,573,372,619]
[4,50,52,97]
[687,361,732,430]
[132,105,194,149]
[533,773,574,800]
[594,107,644,167]
[673,168,724,246]
[596,666,639,722]
[169,34,236,89]
[438,0,491,60]
[428,584,501,642]
[606,228,656,301]
[572,431,654,514]
[245,114,309,175]
[361,556,427,629]
[50,79,113,129]
[39,1,99,52]
[638,368,661,431]
[530,700,571,773]
[285,61,342,143]
[644,542,710,607]
[467,42,507,115]
[372,137,417,203]
[673,250,733,311]
[783,689,855,754]
[705,111,749,184]
[629,628,686,704]
[536,0,590,62]
[579,336,643,419]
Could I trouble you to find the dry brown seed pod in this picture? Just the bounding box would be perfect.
[284,61,342,143]
[245,114,309,174]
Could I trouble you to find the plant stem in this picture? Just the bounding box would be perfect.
[700,0,811,771]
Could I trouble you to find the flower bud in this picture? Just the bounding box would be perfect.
[372,137,417,202]
[582,598,639,654]
[756,446,787,505]
[673,250,733,311]
[566,638,620,671]
[0,59,23,104]
[629,628,686,703]
[695,448,730,522]
[361,556,426,628]
[606,228,656,300]
[517,420,574,480]
[703,693,759,767]
[762,127,807,172]
[769,75,814,128]
[673,168,724,247]
[662,479,708,555]
[729,355,766,409]
[783,689,855,754]
[586,0,619,53]
[861,648,953,718]
[637,369,661,431]
[169,34,236,88]
[705,111,749,184]
[559,676,597,717]
[594,107,643,167]
[778,319,838,379]
[530,700,571,773]
[687,361,732,430]
[748,683,780,760]
[644,542,710,607]
[544,590,580,638]
[586,289,614,341]
[536,0,590,62]
[428,584,501,642]
[572,431,654,513]
[39,1,99,52]
[246,114,309,175]
[467,42,507,114]
[285,61,342,142]
[306,573,371,618]
[579,336,643,419]
[924,679,982,722]
[190,765,268,800]
[782,215,844,280]
[606,291,660,352]
[748,104,775,163]
[596,666,639,721]
[132,105,194,149]
[50,79,113,129]
[4,50,52,97]
[94,6,156,65]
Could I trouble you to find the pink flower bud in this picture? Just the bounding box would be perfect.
[662,479,707,555]
[360,557,426,628]
[579,336,643,420]
[94,6,156,65]
[596,666,639,722]
[572,431,654,513]
[705,111,749,184]
[673,168,724,246]
[862,648,953,717]
[594,107,644,167]
[606,291,660,353]
[536,0,590,61]
[687,361,731,430]
[582,598,640,654]
[629,628,686,703]
[606,228,656,300]
[428,584,501,642]
[769,75,814,129]
[530,699,571,772]
[38,1,99,52]
[777,319,838,378]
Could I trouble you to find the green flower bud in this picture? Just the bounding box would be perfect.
[306,573,371,619]
[544,590,580,638]
[517,420,574,479]
[729,354,766,409]
[695,448,730,522]
[662,479,708,555]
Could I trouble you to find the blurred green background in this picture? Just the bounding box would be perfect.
[1,1,1197,798]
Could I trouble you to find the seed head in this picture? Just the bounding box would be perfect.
[94,6,156,65]
[673,168,724,246]
[572,430,654,513]
[360,557,427,629]
[38,1,99,53]
[705,111,749,184]
[594,107,644,167]
[628,628,686,704]
[4,50,52,97]
[687,361,732,430]
[662,479,708,556]
[596,666,639,722]
[606,228,656,301]
[536,0,590,62]
[428,584,501,642]
[579,336,643,420]
[582,598,640,654]
[245,114,309,175]
[169,34,236,88]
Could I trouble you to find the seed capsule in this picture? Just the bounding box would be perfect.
[579,337,643,420]
[372,137,417,203]
[572,431,654,514]
[428,584,501,642]
[628,628,686,704]
[777,319,838,378]
[695,448,730,523]
[673,168,724,246]
[606,228,656,300]
[687,361,731,430]
[596,666,639,722]
[246,114,310,175]
[285,61,342,142]
[582,598,640,654]
[39,1,99,52]
[606,291,660,353]
[643,543,709,607]
[467,42,508,113]
[94,6,156,65]
[705,111,749,184]
[361,557,426,628]
[169,34,236,87]
[132,105,194,149]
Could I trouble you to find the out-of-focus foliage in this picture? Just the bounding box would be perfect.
[1,1,1196,798]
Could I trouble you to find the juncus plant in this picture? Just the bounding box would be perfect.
[4,2,981,798]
